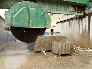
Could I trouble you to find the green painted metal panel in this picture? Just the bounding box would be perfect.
[64,0,89,5]
[43,12,51,28]
[89,2,92,8]
[29,8,45,27]
[5,1,51,28]
[37,0,85,14]
[36,0,89,15]
[0,0,23,8]
[13,7,28,27]
[5,1,29,26]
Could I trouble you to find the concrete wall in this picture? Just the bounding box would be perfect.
[0,16,5,45]
[56,16,89,48]
[90,15,92,49]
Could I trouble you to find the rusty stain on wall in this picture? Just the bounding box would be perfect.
[89,13,92,49]
[56,14,91,48]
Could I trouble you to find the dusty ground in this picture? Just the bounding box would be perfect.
[0,41,92,69]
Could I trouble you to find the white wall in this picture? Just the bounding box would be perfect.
[90,16,92,49]
[0,16,5,45]
[56,16,89,48]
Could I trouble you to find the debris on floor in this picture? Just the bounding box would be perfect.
[0,41,92,69]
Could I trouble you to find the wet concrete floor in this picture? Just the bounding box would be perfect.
[0,41,92,69]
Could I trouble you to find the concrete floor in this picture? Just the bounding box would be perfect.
[0,41,92,69]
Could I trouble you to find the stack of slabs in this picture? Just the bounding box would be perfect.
[52,41,74,55]
[34,36,66,52]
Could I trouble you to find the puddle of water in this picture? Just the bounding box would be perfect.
[0,57,5,69]
[0,55,27,69]
[0,42,32,69]
[5,55,27,69]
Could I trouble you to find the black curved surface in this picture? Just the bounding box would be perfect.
[11,27,46,43]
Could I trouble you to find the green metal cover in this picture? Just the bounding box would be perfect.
[5,1,51,28]
[37,0,86,14]
[0,0,23,9]
[0,0,89,9]
[64,0,89,5]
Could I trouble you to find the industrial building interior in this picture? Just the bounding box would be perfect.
[0,0,92,69]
